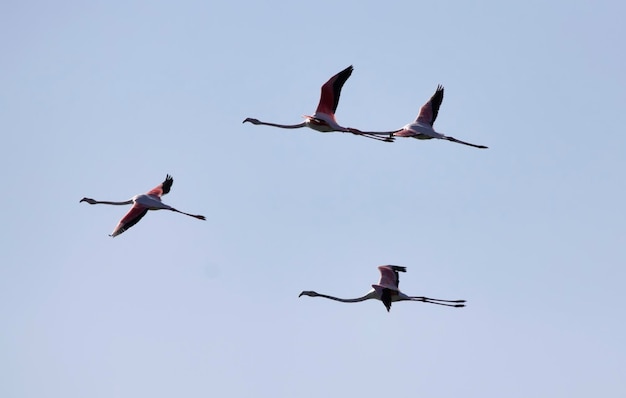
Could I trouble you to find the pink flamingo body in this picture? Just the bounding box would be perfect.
[243,66,394,142]
[299,265,465,312]
[80,175,205,237]
[357,85,488,148]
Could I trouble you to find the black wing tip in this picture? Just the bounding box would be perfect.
[388,265,407,273]
[433,85,444,98]
[162,174,174,194]
[434,85,444,98]
[338,65,354,77]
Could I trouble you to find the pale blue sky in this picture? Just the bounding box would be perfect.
[1,1,625,397]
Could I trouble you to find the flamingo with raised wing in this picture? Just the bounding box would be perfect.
[356,85,488,148]
[80,174,205,237]
[243,66,393,142]
[299,265,465,312]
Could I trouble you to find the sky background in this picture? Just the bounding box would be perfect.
[2,0,625,397]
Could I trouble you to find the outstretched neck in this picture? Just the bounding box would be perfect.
[314,292,375,303]
[99,200,133,205]
[259,121,306,129]
[81,198,133,205]
[243,118,306,129]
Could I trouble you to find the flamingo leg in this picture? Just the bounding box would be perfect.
[348,128,397,142]
[443,136,488,149]
[409,296,466,307]
[409,296,465,303]
[355,133,395,142]
[171,208,206,220]
[410,298,465,307]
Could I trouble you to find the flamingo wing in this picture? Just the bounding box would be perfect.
[416,85,444,126]
[381,288,393,311]
[315,65,354,115]
[146,174,173,198]
[111,204,149,237]
[377,265,407,289]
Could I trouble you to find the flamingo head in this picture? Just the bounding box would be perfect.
[298,291,319,298]
[242,117,261,125]
[80,197,97,204]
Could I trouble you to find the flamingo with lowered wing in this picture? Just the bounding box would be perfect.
[80,174,205,237]
[299,265,466,312]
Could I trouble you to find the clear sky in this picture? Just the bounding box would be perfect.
[2,1,625,397]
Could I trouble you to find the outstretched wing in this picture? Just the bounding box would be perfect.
[416,85,444,126]
[377,265,407,289]
[110,204,149,237]
[146,174,173,198]
[381,288,393,311]
[316,65,354,115]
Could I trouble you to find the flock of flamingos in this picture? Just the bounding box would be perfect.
[81,65,486,312]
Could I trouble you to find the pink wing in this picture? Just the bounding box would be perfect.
[146,174,174,198]
[315,65,353,116]
[416,85,444,126]
[376,265,407,290]
[110,203,149,237]
[393,129,417,137]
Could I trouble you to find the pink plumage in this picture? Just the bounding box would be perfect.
[314,65,353,117]
[145,175,173,198]
[243,66,394,142]
[111,205,149,237]
[389,85,488,148]
[80,174,205,237]
[372,265,405,291]
[415,84,444,126]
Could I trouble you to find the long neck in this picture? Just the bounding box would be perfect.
[257,120,306,129]
[315,291,376,303]
[92,199,133,205]
[269,121,306,129]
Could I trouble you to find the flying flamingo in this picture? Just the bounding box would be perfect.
[357,85,488,148]
[243,65,394,142]
[299,265,466,312]
[80,174,206,237]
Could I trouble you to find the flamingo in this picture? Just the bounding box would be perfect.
[80,174,206,237]
[243,65,394,142]
[356,85,488,148]
[299,265,465,312]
